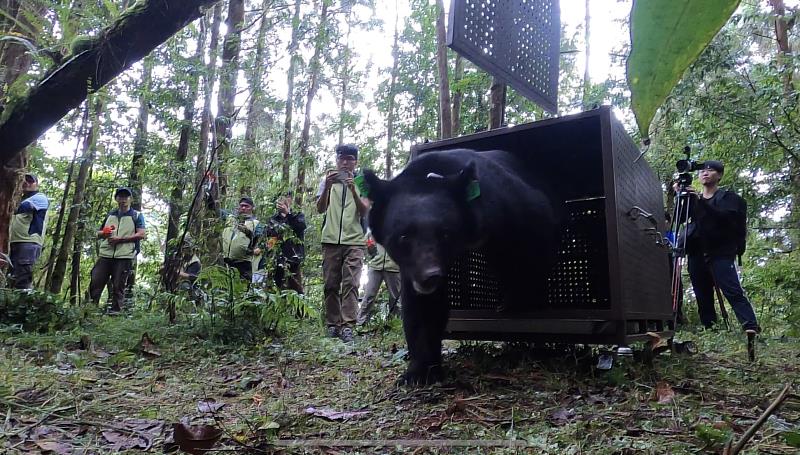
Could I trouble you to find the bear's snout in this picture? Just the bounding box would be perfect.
[413,266,445,295]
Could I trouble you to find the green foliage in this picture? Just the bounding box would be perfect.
[627,0,740,137]
[184,265,315,343]
[0,289,78,332]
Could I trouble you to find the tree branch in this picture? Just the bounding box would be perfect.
[0,0,221,166]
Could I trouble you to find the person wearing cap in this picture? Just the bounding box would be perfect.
[357,232,401,326]
[316,144,370,342]
[261,191,306,293]
[673,160,760,333]
[89,187,146,312]
[8,173,49,289]
[219,196,263,282]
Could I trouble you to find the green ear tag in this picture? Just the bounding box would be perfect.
[466,180,480,201]
[354,174,369,197]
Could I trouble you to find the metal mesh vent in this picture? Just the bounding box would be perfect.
[448,0,560,113]
[546,198,611,309]
[446,198,610,311]
[447,251,502,310]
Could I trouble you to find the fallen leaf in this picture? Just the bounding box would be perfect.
[34,440,73,454]
[102,430,150,451]
[655,381,675,404]
[172,423,223,455]
[646,332,669,353]
[548,408,576,426]
[137,332,161,357]
[305,406,370,421]
[197,399,226,413]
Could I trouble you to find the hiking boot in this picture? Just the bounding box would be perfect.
[339,327,354,343]
[326,326,339,338]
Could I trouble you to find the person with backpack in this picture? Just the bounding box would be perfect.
[316,144,369,342]
[89,187,146,313]
[673,160,759,333]
[8,174,49,289]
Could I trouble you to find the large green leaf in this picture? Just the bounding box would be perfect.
[627,0,741,138]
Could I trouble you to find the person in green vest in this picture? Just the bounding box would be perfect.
[89,187,146,313]
[8,173,49,289]
[357,233,401,326]
[219,196,264,282]
[316,144,369,342]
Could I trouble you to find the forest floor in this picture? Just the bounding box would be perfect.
[1,309,799,454]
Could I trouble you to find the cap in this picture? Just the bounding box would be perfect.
[114,187,132,198]
[239,196,255,207]
[23,173,37,183]
[702,160,724,174]
[335,144,358,159]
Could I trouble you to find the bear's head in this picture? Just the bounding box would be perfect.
[364,161,479,295]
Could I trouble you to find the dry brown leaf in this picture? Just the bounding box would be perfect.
[656,381,675,404]
[197,398,226,413]
[172,423,223,455]
[137,332,161,357]
[34,439,73,454]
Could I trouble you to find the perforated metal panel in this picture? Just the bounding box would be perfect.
[448,0,560,113]
[446,197,611,311]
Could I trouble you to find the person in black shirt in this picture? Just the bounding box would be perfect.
[674,160,759,333]
[263,191,306,294]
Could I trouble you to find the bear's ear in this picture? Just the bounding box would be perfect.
[453,160,480,202]
[362,169,386,201]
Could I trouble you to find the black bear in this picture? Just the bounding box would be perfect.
[363,148,563,384]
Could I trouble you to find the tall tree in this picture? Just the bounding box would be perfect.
[194,4,222,194]
[243,0,274,160]
[166,18,208,248]
[384,3,401,178]
[281,0,302,186]
[49,96,105,295]
[451,54,464,136]
[434,0,452,139]
[295,0,330,204]
[0,0,41,257]
[128,57,154,211]
[582,0,591,109]
[488,77,506,129]
[215,0,245,201]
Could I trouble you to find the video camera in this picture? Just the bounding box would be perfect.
[674,146,703,188]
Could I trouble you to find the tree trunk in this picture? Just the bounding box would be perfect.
[215,0,245,202]
[435,0,452,139]
[0,0,38,257]
[43,104,89,290]
[128,57,153,211]
[166,14,208,250]
[451,54,464,136]
[243,0,273,160]
[194,4,222,194]
[489,77,506,129]
[338,13,352,146]
[49,97,104,295]
[385,4,400,179]
[281,0,302,186]
[769,0,799,247]
[0,0,220,166]
[582,0,591,109]
[295,1,330,205]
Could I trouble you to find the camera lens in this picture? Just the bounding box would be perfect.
[676,159,690,173]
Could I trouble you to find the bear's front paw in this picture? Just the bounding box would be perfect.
[398,364,443,386]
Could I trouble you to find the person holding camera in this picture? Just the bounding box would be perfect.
[673,160,759,334]
[262,191,306,294]
[218,196,263,282]
[316,144,369,342]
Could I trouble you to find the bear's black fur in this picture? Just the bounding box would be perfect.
[364,148,564,384]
